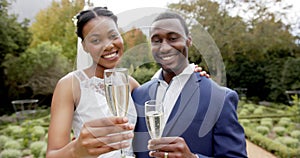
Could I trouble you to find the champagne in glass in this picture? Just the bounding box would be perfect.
[104,68,130,158]
[145,100,164,139]
[104,68,129,117]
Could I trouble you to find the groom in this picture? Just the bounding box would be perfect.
[132,11,247,158]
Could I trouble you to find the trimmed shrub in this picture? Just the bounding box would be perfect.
[244,104,255,112]
[30,141,47,158]
[245,127,300,158]
[239,119,251,127]
[0,149,22,158]
[275,136,299,148]
[39,145,47,158]
[273,126,286,136]
[253,108,264,115]
[261,118,273,123]
[256,126,270,135]
[277,110,285,114]
[15,138,26,149]
[290,130,300,139]
[6,125,23,139]
[239,109,249,116]
[32,126,46,141]
[22,149,31,157]
[261,121,273,129]
[274,136,285,144]
[21,119,44,127]
[278,117,291,128]
[280,137,299,148]
[0,135,11,150]
[279,117,291,122]
[4,140,22,150]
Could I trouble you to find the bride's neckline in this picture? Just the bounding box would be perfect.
[80,69,104,81]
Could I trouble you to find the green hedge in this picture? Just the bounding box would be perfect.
[245,127,300,158]
[0,110,50,158]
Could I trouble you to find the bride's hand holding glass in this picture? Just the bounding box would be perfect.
[104,68,134,158]
[72,117,134,157]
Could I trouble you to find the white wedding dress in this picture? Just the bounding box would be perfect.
[72,69,137,158]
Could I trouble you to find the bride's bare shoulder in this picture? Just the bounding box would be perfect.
[55,71,79,89]
[129,76,140,92]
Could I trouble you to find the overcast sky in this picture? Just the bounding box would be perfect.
[93,0,299,15]
[98,0,299,35]
[9,0,299,35]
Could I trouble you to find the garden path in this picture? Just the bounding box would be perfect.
[247,139,277,158]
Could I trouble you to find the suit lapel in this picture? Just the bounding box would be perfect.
[162,74,202,136]
[135,79,159,117]
[148,79,159,100]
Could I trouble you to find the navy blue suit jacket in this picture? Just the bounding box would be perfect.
[132,72,247,158]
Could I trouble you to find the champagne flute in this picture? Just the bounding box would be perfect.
[104,68,130,158]
[145,100,164,139]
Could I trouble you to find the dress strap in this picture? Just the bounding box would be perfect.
[73,70,89,82]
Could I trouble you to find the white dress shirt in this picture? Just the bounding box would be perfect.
[152,63,195,125]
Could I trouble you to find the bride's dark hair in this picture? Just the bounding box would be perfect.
[74,7,118,40]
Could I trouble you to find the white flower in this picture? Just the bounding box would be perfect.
[72,15,78,27]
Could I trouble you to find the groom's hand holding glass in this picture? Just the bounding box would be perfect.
[148,137,198,158]
[145,100,164,139]
[145,100,197,158]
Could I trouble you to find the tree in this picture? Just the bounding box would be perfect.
[0,0,31,60]
[169,0,250,85]
[117,28,159,84]
[2,42,71,98]
[168,0,300,103]
[119,28,152,68]
[0,0,32,114]
[227,0,299,102]
[29,0,84,62]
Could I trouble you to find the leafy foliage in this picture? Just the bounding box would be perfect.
[0,0,32,114]
[119,28,153,68]
[4,140,22,150]
[168,0,300,103]
[2,42,71,98]
[256,125,270,135]
[0,110,50,158]
[131,63,160,84]
[30,141,47,158]
[29,0,84,62]
[0,135,11,150]
[0,149,22,158]
[291,130,300,139]
[0,0,31,61]
[119,28,158,84]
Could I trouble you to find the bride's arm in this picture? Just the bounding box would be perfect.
[129,76,140,93]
